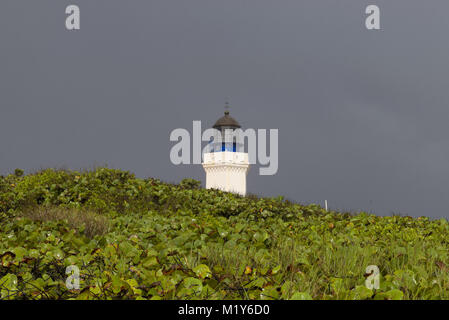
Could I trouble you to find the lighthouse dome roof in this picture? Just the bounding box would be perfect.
[213,110,241,129]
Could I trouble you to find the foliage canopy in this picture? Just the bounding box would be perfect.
[0,168,448,300]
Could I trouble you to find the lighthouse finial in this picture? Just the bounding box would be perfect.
[224,99,230,115]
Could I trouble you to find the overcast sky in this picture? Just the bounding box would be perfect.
[1,0,449,218]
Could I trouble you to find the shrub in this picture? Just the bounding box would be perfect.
[14,169,24,177]
[180,178,201,190]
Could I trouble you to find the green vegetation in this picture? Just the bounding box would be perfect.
[0,168,449,300]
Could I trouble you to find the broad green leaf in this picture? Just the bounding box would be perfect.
[290,292,313,300]
[193,264,212,279]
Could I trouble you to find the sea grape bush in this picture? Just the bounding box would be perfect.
[0,168,449,300]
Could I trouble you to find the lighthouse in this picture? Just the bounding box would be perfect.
[202,105,250,196]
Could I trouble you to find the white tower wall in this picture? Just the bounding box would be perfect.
[202,152,250,196]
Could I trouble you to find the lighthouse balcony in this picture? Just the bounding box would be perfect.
[202,151,249,165]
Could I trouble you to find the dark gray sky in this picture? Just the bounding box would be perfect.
[1,0,449,218]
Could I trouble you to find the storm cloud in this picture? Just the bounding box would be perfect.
[1,0,449,218]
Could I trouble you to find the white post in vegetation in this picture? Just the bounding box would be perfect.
[324,200,328,211]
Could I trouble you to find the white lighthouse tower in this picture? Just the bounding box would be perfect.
[202,106,250,196]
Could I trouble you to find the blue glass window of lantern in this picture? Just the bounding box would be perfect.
[220,142,236,152]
